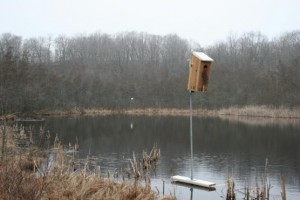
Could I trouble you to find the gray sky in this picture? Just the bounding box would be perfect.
[1,0,300,46]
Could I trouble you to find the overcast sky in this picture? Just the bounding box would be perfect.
[1,0,299,46]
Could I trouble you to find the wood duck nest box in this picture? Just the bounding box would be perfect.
[187,52,213,92]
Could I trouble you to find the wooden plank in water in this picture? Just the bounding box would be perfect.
[171,175,216,189]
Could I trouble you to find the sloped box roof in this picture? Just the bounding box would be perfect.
[192,52,214,62]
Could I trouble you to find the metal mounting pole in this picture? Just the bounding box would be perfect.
[189,91,193,180]
[171,53,216,189]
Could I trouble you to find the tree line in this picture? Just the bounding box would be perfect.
[0,31,299,113]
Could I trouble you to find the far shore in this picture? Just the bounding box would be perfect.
[29,105,300,119]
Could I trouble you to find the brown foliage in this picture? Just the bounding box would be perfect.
[0,127,169,200]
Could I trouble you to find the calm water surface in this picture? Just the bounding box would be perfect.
[44,115,300,200]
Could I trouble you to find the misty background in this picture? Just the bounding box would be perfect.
[0,31,299,113]
[1,0,300,113]
[2,0,300,47]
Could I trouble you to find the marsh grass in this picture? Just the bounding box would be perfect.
[0,126,173,200]
[33,107,215,117]
[280,172,286,200]
[228,159,280,200]
[130,152,141,179]
[129,143,161,181]
[142,143,160,170]
[33,105,300,119]
[218,105,300,118]
[226,174,235,200]
[0,159,157,199]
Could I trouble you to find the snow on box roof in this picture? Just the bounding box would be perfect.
[192,52,213,62]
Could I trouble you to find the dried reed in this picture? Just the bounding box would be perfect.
[130,152,141,179]
[218,105,300,118]
[142,143,161,170]
[262,159,270,200]
[0,127,167,200]
[280,172,286,200]
[226,177,235,200]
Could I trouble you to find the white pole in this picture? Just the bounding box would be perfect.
[190,91,193,180]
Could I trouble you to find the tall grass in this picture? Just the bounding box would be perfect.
[280,172,286,200]
[227,159,283,200]
[33,106,300,119]
[0,118,7,159]
[218,105,300,118]
[142,143,160,170]
[226,177,235,200]
[0,126,173,200]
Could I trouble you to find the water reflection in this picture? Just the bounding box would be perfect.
[44,115,300,199]
[219,115,300,127]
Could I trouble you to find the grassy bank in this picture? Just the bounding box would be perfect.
[32,105,300,119]
[0,127,174,200]
[31,107,214,117]
[218,105,300,118]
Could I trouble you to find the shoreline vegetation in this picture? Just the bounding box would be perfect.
[31,105,300,119]
[0,127,174,200]
[1,105,294,199]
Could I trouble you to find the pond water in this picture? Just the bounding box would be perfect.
[42,115,300,200]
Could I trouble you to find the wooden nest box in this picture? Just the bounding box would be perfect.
[187,52,213,92]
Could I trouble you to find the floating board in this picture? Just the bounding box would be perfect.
[171,175,216,189]
[172,181,216,191]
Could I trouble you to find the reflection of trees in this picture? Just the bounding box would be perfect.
[218,115,300,127]
[46,116,300,187]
